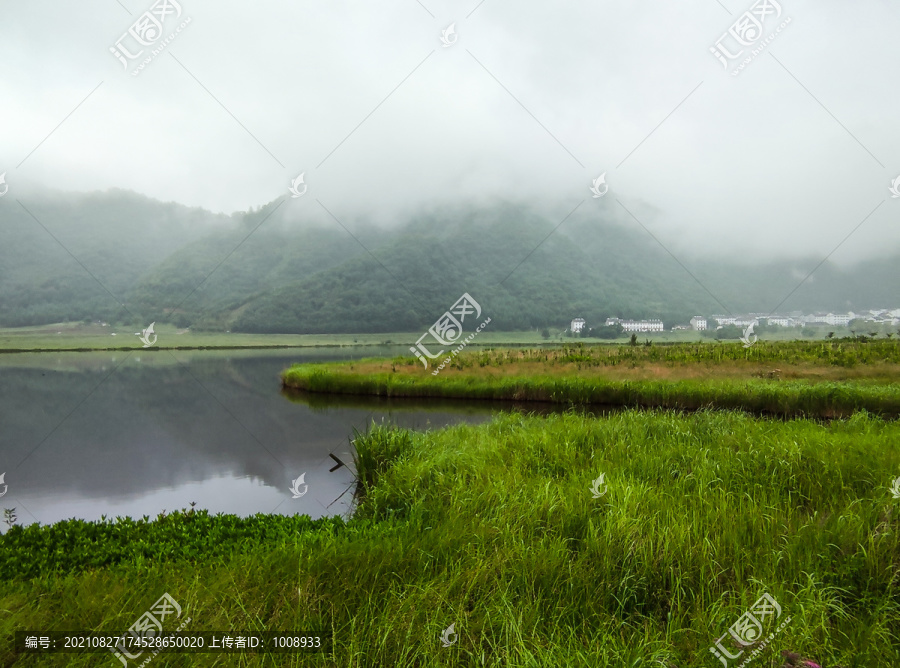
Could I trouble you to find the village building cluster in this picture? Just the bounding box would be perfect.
[569,309,900,334]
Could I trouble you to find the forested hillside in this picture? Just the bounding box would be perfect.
[0,188,231,326]
[1,190,896,332]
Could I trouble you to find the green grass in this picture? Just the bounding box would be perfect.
[3,410,900,666]
[282,341,900,419]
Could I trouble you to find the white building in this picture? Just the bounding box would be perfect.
[570,318,586,333]
[766,316,795,327]
[689,316,707,331]
[806,313,853,326]
[713,315,758,327]
[605,317,620,327]
[620,319,664,333]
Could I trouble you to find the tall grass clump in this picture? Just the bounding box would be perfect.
[325,410,900,666]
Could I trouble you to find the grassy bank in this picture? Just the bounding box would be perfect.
[3,410,899,666]
[282,341,900,419]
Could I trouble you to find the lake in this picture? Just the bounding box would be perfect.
[0,347,511,530]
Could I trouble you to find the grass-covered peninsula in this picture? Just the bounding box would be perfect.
[282,340,900,419]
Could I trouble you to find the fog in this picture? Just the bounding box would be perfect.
[1,0,898,263]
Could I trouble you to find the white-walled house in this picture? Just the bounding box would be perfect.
[714,314,785,328]
[805,313,853,326]
[570,318,586,333]
[620,319,664,333]
[689,316,707,331]
[712,315,757,327]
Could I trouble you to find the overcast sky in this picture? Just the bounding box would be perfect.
[2,0,898,263]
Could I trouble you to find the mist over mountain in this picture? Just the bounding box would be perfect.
[1,189,897,332]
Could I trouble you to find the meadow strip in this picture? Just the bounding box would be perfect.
[282,366,900,419]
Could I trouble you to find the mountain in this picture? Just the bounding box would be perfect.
[1,189,897,332]
[0,188,231,326]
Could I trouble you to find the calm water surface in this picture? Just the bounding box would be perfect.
[0,347,511,529]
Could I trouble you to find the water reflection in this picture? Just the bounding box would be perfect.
[282,386,594,418]
[0,348,612,530]
[0,348,494,529]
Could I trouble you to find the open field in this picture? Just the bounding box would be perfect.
[0,322,403,352]
[0,322,874,352]
[3,410,899,666]
[283,341,900,419]
[0,322,577,352]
